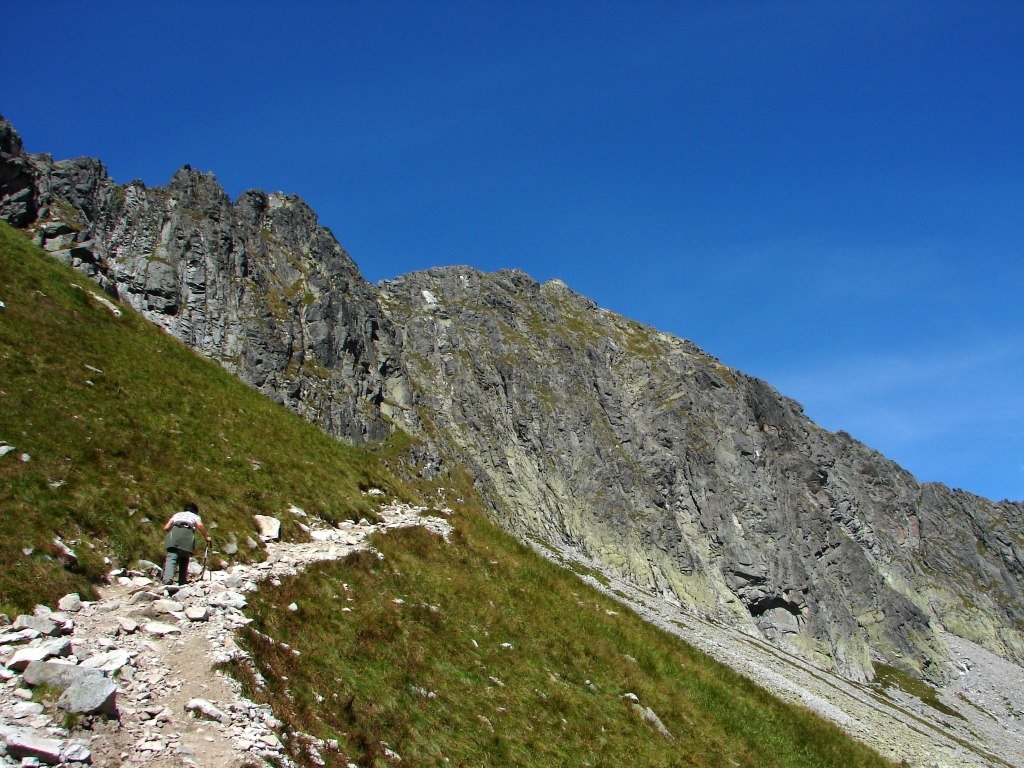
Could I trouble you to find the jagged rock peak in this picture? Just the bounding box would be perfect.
[0,116,410,443]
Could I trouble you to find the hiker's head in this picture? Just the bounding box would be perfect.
[184,502,199,514]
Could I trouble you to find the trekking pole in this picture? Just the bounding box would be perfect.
[200,536,212,582]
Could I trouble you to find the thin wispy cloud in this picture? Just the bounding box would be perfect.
[764,336,1024,499]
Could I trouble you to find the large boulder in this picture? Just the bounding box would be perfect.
[12,615,61,637]
[22,660,119,717]
[22,660,103,689]
[56,675,118,717]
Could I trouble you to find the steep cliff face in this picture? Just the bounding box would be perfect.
[0,119,409,442]
[4,118,1022,683]
[378,268,1024,682]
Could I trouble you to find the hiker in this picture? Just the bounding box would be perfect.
[162,502,211,585]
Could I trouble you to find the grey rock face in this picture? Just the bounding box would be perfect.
[378,268,1024,682]
[0,117,407,443]
[4,117,1022,684]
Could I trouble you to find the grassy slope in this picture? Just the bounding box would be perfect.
[0,221,400,613]
[234,485,894,768]
[0,221,893,767]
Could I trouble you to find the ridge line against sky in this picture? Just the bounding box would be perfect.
[4,1,1022,501]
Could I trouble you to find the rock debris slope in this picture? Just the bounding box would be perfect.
[2,116,1021,686]
[0,503,451,768]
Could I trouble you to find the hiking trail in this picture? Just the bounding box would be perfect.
[0,501,452,767]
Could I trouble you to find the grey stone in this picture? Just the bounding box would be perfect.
[61,743,92,763]
[151,599,184,614]
[184,698,230,724]
[9,702,44,719]
[56,675,117,717]
[629,702,674,739]
[184,606,209,622]
[142,622,179,637]
[208,591,247,610]
[12,616,59,638]
[0,725,62,765]
[22,660,105,689]
[0,629,41,646]
[79,649,130,673]
[6,639,72,671]
[56,594,83,613]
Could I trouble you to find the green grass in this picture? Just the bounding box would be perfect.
[232,471,894,768]
[0,221,404,613]
[873,663,963,721]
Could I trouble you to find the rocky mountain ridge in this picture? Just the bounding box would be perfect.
[2,117,1021,686]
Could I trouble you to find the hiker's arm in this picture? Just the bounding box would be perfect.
[163,518,173,532]
[197,522,211,542]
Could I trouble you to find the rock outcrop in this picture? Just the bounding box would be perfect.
[0,117,409,442]
[3,116,1022,684]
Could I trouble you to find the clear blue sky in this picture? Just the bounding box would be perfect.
[4,2,1022,501]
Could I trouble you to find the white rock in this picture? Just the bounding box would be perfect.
[117,617,139,634]
[143,622,180,637]
[80,649,130,674]
[253,515,281,541]
[0,724,64,764]
[151,599,185,614]
[184,606,209,622]
[57,594,83,613]
[0,628,42,645]
[209,591,247,610]
[12,615,60,637]
[6,638,72,671]
[62,743,92,763]
[0,445,15,457]
[287,603,299,612]
[185,697,230,724]
[310,529,341,542]
[52,538,77,565]
[9,701,44,718]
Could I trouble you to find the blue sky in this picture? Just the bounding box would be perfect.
[4,2,1022,501]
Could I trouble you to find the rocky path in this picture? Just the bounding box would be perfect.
[0,502,452,767]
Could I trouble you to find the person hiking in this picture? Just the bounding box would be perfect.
[162,502,211,585]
